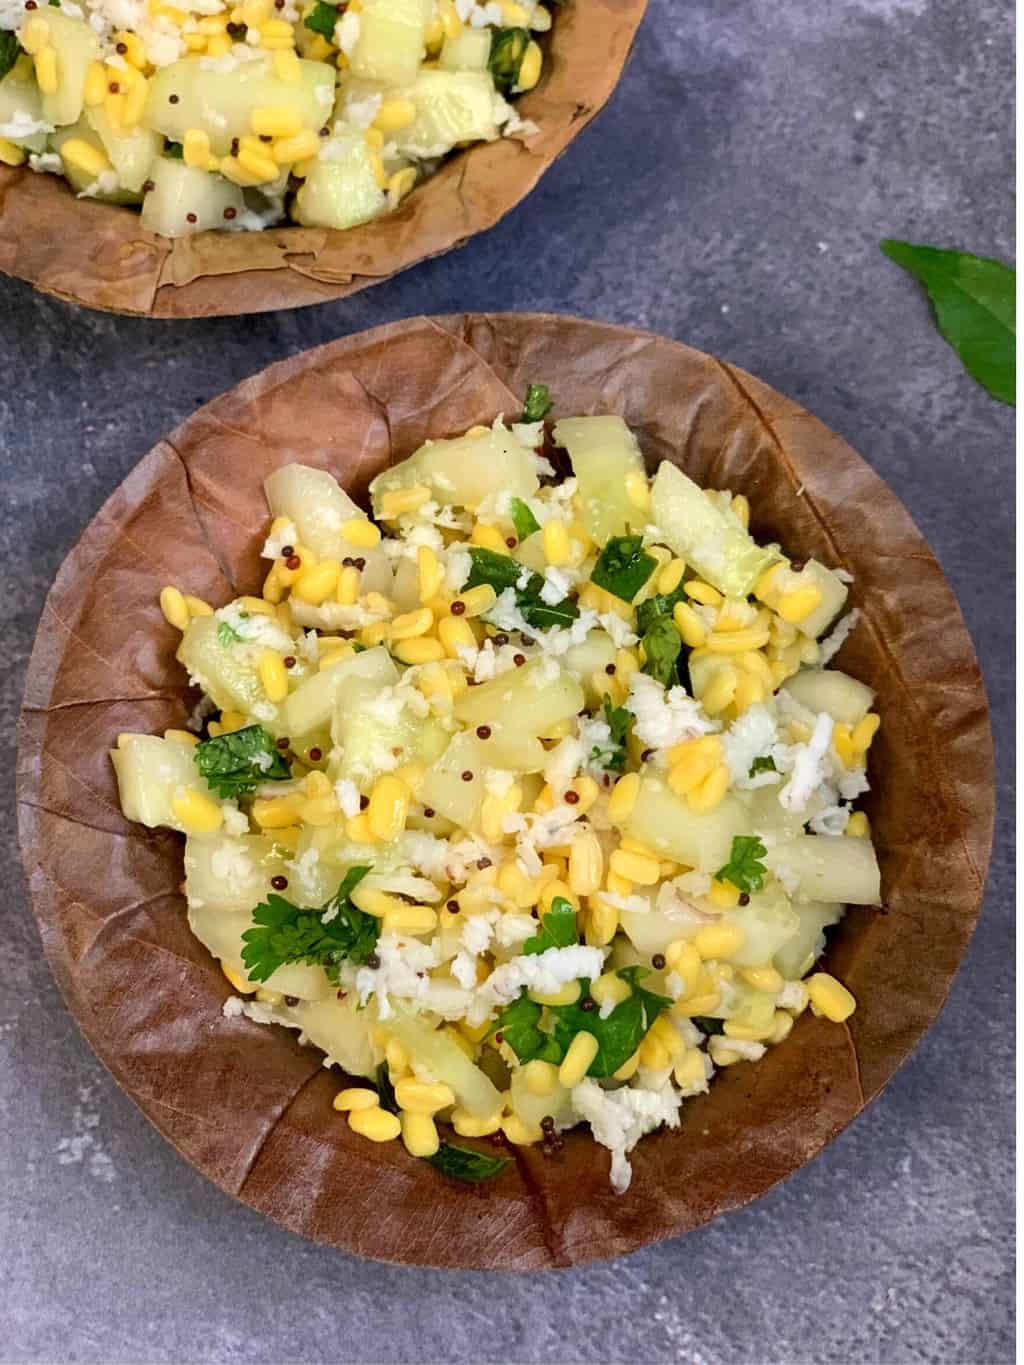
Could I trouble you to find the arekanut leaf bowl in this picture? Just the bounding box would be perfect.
[16,314,994,1268]
[0,2,646,317]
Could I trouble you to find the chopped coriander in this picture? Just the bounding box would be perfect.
[195,724,290,799]
[490,994,562,1064]
[240,866,374,984]
[509,496,541,542]
[590,535,657,603]
[427,1142,511,1182]
[591,696,631,772]
[548,966,671,1078]
[522,896,578,955]
[635,581,688,636]
[749,755,777,776]
[521,382,553,423]
[0,33,20,81]
[488,26,530,93]
[639,614,682,687]
[304,0,339,37]
[715,835,768,895]
[375,1063,400,1115]
[216,617,243,645]
[464,546,578,630]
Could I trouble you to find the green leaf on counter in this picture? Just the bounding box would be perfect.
[881,239,1015,405]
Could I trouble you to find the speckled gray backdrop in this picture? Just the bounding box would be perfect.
[1,0,1014,1361]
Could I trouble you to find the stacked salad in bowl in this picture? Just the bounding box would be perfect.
[112,390,881,1192]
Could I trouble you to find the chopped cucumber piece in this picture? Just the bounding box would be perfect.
[370,427,539,512]
[651,462,781,597]
[292,123,386,231]
[349,0,431,86]
[37,9,100,127]
[782,669,874,725]
[554,416,648,543]
[147,55,334,156]
[0,68,47,152]
[140,158,245,235]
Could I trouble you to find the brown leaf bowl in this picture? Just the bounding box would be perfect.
[0,2,647,317]
[16,314,995,1269]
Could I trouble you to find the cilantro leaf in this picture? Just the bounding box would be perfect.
[715,835,768,895]
[640,614,683,687]
[427,1142,511,1182]
[749,755,777,776]
[509,496,540,542]
[464,546,578,631]
[216,618,242,645]
[376,1063,400,1114]
[304,0,339,36]
[522,896,578,955]
[590,696,631,772]
[0,32,20,81]
[635,581,688,636]
[488,26,530,94]
[490,994,563,1064]
[195,724,290,799]
[521,382,553,423]
[591,535,657,604]
[240,866,374,984]
[549,967,671,1078]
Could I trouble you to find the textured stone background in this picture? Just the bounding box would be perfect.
[1,0,1014,1361]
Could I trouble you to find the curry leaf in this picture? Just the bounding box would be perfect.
[881,240,1015,405]
[427,1142,511,1182]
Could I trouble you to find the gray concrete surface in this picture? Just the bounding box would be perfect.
[0,0,1014,1361]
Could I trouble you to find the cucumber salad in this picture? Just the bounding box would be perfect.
[113,389,882,1192]
[0,0,548,236]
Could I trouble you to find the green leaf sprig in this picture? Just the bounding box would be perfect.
[464,546,578,630]
[195,724,291,799]
[488,26,530,94]
[0,32,21,81]
[509,496,540,542]
[881,240,1015,405]
[639,614,682,687]
[590,696,631,772]
[714,835,768,895]
[304,0,341,37]
[490,994,562,1064]
[240,866,374,984]
[590,535,657,604]
[548,967,672,1078]
[522,896,578,955]
[521,382,553,423]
